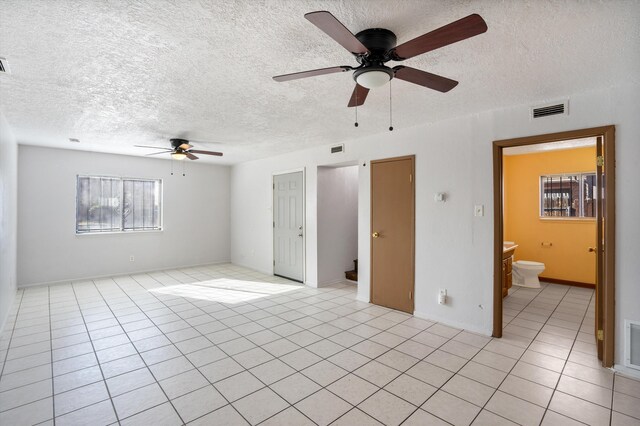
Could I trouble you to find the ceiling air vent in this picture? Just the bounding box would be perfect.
[0,57,10,74]
[531,100,568,119]
[330,144,345,154]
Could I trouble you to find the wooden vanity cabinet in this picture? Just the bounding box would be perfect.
[502,246,516,297]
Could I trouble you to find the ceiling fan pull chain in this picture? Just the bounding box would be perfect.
[182,160,186,177]
[354,90,359,127]
[171,159,174,176]
[389,80,394,131]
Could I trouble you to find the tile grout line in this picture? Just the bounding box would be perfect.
[1,266,620,426]
[610,374,615,424]
[468,283,576,424]
[80,268,544,420]
[48,285,56,426]
[54,274,421,425]
[131,269,418,424]
[0,290,25,378]
[539,289,605,424]
[86,276,200,425]
[395,328,496,425]
[68,279,122,425]
[0,291,55,418]
[128,270,355,425]
[114,273,254,426]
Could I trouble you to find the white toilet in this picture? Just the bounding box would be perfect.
[512,260,545,288]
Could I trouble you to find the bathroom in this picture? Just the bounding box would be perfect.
[502,138,597,316]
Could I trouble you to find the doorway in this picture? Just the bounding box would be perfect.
[493,126,615,367]
[273,170,304,282]
[370,155,415,314]
[317,164,359,286]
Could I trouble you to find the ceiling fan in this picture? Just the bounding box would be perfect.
[135,138,223,160]
[273,11,488,107]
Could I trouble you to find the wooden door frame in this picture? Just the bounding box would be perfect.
[492,126,615,367]
[370,155,416,313]
[272,168,306,283]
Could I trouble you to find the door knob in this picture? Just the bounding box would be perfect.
[372,232,380,238]
[588,247,596,252]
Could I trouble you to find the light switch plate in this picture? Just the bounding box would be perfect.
[474,205,484,217]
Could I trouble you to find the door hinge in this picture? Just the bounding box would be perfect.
[273,221,275,228]
[596,156,604,167]
[273,183,275,189]
[409,291,413,300]
[597,329,604,341]
[273,260,275,266]
[409,173,413,183]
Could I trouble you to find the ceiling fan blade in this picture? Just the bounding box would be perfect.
[134,145,171,150]
[185,152,199,160]
[304,11,369,55]
[391,14,487,60]
[347,84,369,107]
[145,151,171,156]
[273,66,352,82]
[178,143,192,150]
[189,149,223,157]
[393,66,458,92]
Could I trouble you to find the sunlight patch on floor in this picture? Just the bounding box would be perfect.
[149,278,302,304]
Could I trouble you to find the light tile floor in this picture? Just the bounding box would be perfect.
[0,265,638,425]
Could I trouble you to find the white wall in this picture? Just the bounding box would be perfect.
[0,112,18,331]
[18,146,231,285]
[317,166,358,285]
[231,84,640,370]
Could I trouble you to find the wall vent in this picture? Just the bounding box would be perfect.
[0,57,10,74]
[625,320,640,370]
[330,144,344,154]
[531,100,568,119]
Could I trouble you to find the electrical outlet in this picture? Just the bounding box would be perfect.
[129,255,135,262]
[474,204,484,217]
[438,289,447,305]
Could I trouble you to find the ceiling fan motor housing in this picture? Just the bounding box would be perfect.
[353,28,397,85]
[170,138,189,149]
[355,28,397,58]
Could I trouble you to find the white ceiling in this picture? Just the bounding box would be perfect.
[1,0,638,164]
[503,137,596,156]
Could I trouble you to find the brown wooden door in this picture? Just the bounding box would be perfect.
[370,156,415,313]
[595,137,604,359]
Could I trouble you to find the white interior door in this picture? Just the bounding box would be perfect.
[273,171,304,282]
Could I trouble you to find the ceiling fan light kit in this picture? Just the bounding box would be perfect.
[354,66,393,89]
[273,10,488,117]
[171,152,187,160]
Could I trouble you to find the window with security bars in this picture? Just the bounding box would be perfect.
[76,176,162,233]
[540,172,596,218]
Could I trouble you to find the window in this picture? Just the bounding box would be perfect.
[540,172,596,218]
[76,176,162,233]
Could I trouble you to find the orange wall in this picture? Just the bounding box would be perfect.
[504,147,596,284]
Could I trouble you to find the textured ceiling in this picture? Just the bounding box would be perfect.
[1,0,639,164]
[503,137,596,156]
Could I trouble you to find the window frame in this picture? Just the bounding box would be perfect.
[75,174,164,235]
[539,171,596,220]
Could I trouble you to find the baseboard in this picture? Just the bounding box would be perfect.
[0,301,14,336]
[231,260,273,277]
[356,293,369,303]
[413,310,492,336]
[317,278,349,288]
[541,277,595,289]
[17,260,232,288]
[614,364,640,380]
